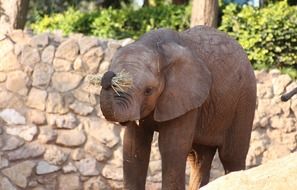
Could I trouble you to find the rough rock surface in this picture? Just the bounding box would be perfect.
[2,161,35,188]
[0,109,26,125]
[7,142,45,161]
[0,31,296,189]
[2,135,25,151]
[75,157,101,176]
[46,92,69,114]
[56,129,86,146]
[21,45,40,71]
[26,88,47,110]
[5,124,38,141]
[0,175,17,190]
[32,63,54,88]
[62,162,77,173]
[58,174,81,190]
[42,45,55,64]
[38,126,57,143]
[5,70,29,95]
[44,146,68,165]
[46,113,77,128]
[52,72,83,92]
[36,161,60,175]
[27,109,46,125]
[55,38,79,61]
[201,153,297,190]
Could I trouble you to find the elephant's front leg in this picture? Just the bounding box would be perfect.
[158,110,197,190]
[123,121,154,190]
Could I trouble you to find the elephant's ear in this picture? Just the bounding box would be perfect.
[154,42,212,122]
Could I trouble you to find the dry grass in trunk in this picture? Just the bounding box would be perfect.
[87,70,133,95]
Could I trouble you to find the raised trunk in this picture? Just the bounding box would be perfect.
[281,87,297,102]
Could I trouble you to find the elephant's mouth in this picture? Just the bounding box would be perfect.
[119,121,139,127]
[119,121,133,126]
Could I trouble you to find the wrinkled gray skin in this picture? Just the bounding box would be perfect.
[100,26,257,190]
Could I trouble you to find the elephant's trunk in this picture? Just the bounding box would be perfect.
[100,89,116,121]
[100,71,117,121]
[100,88,134,123]
[281,87,297,101]
[101,71,116,90]
[100,70,138,123]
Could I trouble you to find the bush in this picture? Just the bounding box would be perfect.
[31,1,296,77]
[91,5,190,39]
[30,8,99,34]
[219,1,297,78]
[30,4,191,39]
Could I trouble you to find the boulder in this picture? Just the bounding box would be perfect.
[0,51,20,71]
[46,92,69,114]
[55,39,79,61]
[38,126,57,143]
[44,145,68,165]
[7,142,45,161]
[53,58,72,71]
[6,124,38,141]
[41,45,55,64]
[32,63,54,88]
[30,33,49,48]
[0,176,17,190]
[52,72,83,92]
[21,45,40,70]
[58,174,81,190]
[56,128,86,147]
[26,88,47,110]
[2,135,25,151]
[2,161,36,188]
[0,109,26,125]
[75,157,101,176]
[36,161,60,175]
[201,153,297,190]
[5,70,29,95]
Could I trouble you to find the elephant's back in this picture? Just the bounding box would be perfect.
[181,25,255,91]
[182,26,257,146]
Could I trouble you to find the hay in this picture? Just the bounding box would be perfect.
[87,70,133,95]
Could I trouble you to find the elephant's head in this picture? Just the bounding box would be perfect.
[100,30,212,124]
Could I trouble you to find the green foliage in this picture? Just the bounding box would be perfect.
[30,8,99,34]
[27,0,131,24]
[30,4,190,39]
[90,7,130,39]
[219,1,297,78]
[91,5,190,39]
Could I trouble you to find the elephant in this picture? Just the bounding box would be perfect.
[99,25,257,190]
[281,87,297,101]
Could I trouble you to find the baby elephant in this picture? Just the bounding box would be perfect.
[99,26,257,190]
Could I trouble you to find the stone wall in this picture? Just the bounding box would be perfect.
[0,31,296,190]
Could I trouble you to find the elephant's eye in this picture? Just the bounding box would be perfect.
[144,87,153,96]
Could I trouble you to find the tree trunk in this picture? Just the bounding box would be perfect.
[172,0,188,5]
[190,0,218,28]
[0,0,30,33]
